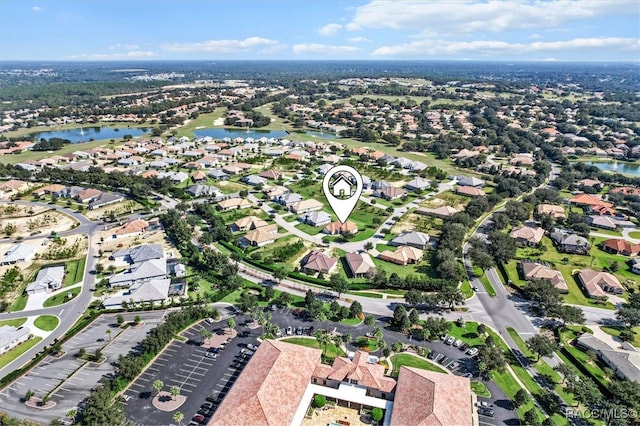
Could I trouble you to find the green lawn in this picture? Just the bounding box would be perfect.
[628,231,640,239]
[64,257,86,287]
[43,286,81,307]
[8,293,28,312]
[445,321,486,347]
[389,353,446,377]
[600,325,640,347]
[472,267,497,296]
[34,315,60,331]
[339,317,362,326]
[460,280,474,298]
[559,327,610,388]
[348,291,383,298]
[507,327,535,360]
[281,337,345,360]
[590,228,622,237]
[0,337,42,369]
[296,223,324,236]
[471,381,491,397]
[370,256,421,278]
[0,318,27,328]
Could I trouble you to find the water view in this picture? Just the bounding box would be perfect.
[585,161,640,177]
[31,126,149,144]
[193,127,337,140]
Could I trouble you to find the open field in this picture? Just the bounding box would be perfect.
[0,208,78,238]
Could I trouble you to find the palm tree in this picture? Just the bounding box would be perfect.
[105,329,112,342]
[226,317,236,334]
[170,386,181,401]
[152,379,164,395]
[199,327,212,344]
[173,411,184,426]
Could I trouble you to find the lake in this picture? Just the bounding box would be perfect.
[585,161,640,177]
[31,126,149,144]
[193,128,337,140]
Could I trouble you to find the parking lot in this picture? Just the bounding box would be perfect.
[123,312,259,426]
[0,311,165,424]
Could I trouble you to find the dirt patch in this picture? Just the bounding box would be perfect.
[201,328,237,349]
[84,200,144,220]
[0,203,78,238]
[97,229,177,270]
[152,391,186,412]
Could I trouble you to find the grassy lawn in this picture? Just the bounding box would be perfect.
[370,256,421,278]
[629,231,640,239]
[354,337,380,352]
[339,317,362,326]
[8,293,29,312]
[445,321,485,347]
[64,257,86,287]
[460,280,474,298]
[472,267,497,296]
[348,291,383,298]
[600,325,640,347]
[296,223,324,236]
[508,237,617,309]
[507,327,535,360]
[590,228,622,237]
[389,353,446,376]
[0,318,27,328]
[471,381,491,397]
[281,337,345,360]
[559,327,610,388]
[34,315,60,331]
[43,286,81,308]
[0,337,42,369]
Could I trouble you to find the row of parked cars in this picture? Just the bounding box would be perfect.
[277,325,315,337]
[441,334,479,356]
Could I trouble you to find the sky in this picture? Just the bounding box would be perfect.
[1,0,638,62]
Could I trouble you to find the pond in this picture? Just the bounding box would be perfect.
[31,126,149,144]
[584,161,640,177]
[193,128,338,140]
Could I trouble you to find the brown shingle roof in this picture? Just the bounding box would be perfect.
[390,366,473,426]
[208,340,321,426]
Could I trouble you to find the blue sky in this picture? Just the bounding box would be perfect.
[1,0,638,61]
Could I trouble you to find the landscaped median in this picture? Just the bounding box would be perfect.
[43,286,81,307]
[34,315,60,332]
[388,352,447,376]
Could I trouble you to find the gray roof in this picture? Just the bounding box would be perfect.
[109,257,167,286]
[577,334,640,382]
[103,278,171,307]
[550,231,589,247]
[187,185,220,197]
[243,175,267,186]
[209,169,229,179]
[1,244,35,264]
[457,175,485,187]
[112,244,164,264]
[89,192,123,208]
[299,211,331,226]
[389,231,430,248]
[279,193,303,205]
[0,325,29,349]
[405,177,430,190]
[26,266,64,293]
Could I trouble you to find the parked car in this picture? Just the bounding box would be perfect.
[453,339,462,347]
[434,353,445,362]
[445,336,455,345]
[427,351,437,360]
[206,395,221,403]
[478,407,495,417]
[459,343,469,351]
[247,343,258,351]
[201,402,214,409]
[198,408,212,416]
[205,317,215,324]
[286,326,293,336]
[204,352,218,359]
[466,347,479,356]
[439,356,450,365]
[447,361,460,370]
[192,415,205,424]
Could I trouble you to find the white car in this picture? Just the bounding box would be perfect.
[466,347,479,356]
[453,339,462,347]
[204,352,218,359]
[445,336,455,345]
[286,326,293,336]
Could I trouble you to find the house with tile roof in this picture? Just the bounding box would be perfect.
[26,266,65,294]
[322,220,358,235]
[233,216,269,232]
[301,250,337,275]
[455,186,485,197]
[373,186,407,201]
[112,219,149,239]
[510,225,545,246]
[217,197,252,211]
[519,260,568,293]
[240,224,279,247]
[601,239,640,256]
[576,269,624,299]
[290,199,323,214]
[344,252,376,278]
[378,246,423,266]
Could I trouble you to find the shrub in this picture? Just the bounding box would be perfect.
[313,394,326,409]
[371,407,383,422]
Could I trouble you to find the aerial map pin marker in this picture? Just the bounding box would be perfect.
[322,165,363,224]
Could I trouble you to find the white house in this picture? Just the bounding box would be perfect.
[26,266,64,294]
[0,244,35,266]
[0,325,30,355]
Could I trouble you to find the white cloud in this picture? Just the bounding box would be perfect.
[162,37,280,53]
[348,0,638,34]
[318,23,343,36]
[348,37,370,43]
[371,37,639,58]
[31,6,43,12]
[108,44,140,51]
[292,43,359,56]
[70,51,157,60]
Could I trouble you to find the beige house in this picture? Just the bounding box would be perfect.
[510,225,545,246]
[344,252,376,278]
[519,261,568,293]
[378,246,423,266]
[537,204,566,219]
[576,269,624,298]
[217,198,252,211]
[233,216,269,232]
[241,224,279,247]
[290,199,323,214]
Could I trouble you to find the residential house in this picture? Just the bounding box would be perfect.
[378,246,423,266]
[102,278,171,309]
[217,198,252,211]
[259,170,282,180]
[277,192,303,206]
[590,216,623,230]
[510,153,535,166]
[569,193,613,209]
[344,252,376,278]
[519,261,568,293]
[299,211,331,227]
[233,216,269,232]
[510,225,545,246]
[0,244,35,266]
[389,231,430,250]
[301,250,337,275]
[109,255,167,288]
[373,186,407,201]
[575,334,640,382]
[32,184,67,197]
[550,231,591,254]
[26,266,65,294]
[186,185,221,198]
[111,244,164,264]
[240,224,279,247]
[89,192,123,209]
[455,186,485,197]
[113,219,149,239]
[242,175,268,187]
[600,239,640,256]
[456,175,485,187]
[0,326,30,355]
[537,204,566,219]
[0,180,31,198]
[290,199,323,214]
[75,188,102,203]
[404,177,430,192]
[208,169,229,180]
[191,171,207,182]
[415,206,459,218]
[576,269,624,298]
[322,220,358,235]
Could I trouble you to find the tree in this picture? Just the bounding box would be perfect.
[313,394,326,408]
[391,341,403,353]
[4,223,16,236]
[272,267,287,283]
[134,315,141,325]
[152,379,164,395]
[371,407,383,422]
[95,263,104,274]
[199,327,212,344]
[170,386,180,401]
[513,389,530,407]
[524,280,562,314]
[617,306,640,328]
[173,411,184,426]
[24,389,34,402]
[105,329,112,342]
[553,363,576,385]
[524,408,541,426]
[409,309,420,325]
[329,274,349,299]
[77,347,86,358]
[364,315,375,333]
[349,301,363,318]
[116,314,124,326]
[391,305,411,332]
[550,305,585,326]
[527,334,557,361]
[226,317,236,334]
[477,342,506,374]
[476,324,486,336]
[405,289,424,306]
[487,231,516,264]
